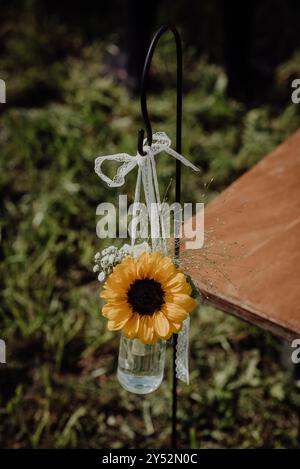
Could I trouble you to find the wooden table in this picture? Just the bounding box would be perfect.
[187,129,300,341]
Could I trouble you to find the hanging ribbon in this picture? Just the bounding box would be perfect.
[95,131,199,383]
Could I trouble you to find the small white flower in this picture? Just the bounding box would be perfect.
[100,255,110,268]
[98,271,106,282]
[120,244,131,254]
[94,252,101,261]
[95,244,152,282]
[108,254,115,265]
[102,246,114,257]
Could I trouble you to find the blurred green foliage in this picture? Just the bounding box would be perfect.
[1,14,300,449]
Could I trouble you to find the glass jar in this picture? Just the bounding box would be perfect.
[117,333,166,394]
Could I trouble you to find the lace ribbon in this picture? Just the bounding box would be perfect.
[95,131,199,383]
[176,316,190,384]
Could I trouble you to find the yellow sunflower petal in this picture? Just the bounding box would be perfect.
[152,256,176,283]
[146,251,164,276]
[149,251,163,264]
[137,252,161,278]
[153,311,171,339]
[163,272,186,288]
[102,302,132,321]
[122,314,140,339]
[137,316,146,342]
[107,316,131,331]
[136,252,150,279]
[138,316,156,344]
[112,256,136,283]
[145,316,156,344]
[165,294,197,313]
[147,331,157,345]
[120,254,136,269]
[163,273,191,295]
[105,275,129,292]
[164,302,188,322]
[169,321,182,333]
[102,299,129,309]
[100,288,127,301]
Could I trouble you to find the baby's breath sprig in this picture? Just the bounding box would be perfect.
[93,242,151,283]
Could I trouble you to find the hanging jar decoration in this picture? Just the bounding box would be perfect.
[117,334,166,394]
[93,132,199,394]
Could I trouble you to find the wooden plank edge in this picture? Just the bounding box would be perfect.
[196,286,299,343]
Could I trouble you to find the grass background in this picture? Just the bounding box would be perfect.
[1,7,300,448]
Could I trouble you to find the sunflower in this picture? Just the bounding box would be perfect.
[100,251,197,344]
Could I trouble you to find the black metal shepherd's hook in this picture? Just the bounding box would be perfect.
[137,25,183,449]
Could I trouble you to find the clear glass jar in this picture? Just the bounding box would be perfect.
[117,333,166,394]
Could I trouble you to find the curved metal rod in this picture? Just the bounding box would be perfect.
[137,24,182,156]
[137,25,183,450]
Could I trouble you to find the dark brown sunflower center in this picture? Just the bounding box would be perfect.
[127,278,165,315]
